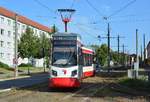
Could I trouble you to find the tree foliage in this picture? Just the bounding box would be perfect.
[49,25,58,35]
[91,44,108,66]
[91,44,127,66]
[37,32,51,58]
[18,27,40,59]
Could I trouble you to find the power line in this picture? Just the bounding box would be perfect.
[33,0,57,15]
[111,18,150,23]
[108,0,137,18]
[72,24,99,40]
[70,0,76,9]
[73,22,106,33]
[85,0,104,17]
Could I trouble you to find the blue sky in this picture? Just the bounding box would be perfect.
[0,0,150,54]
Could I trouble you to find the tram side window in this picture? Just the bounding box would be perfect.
[83,54,93,66]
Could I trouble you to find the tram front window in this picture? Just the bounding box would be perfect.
[52,47,77,67]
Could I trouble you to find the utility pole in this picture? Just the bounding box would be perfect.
[136,29,139,63]
[117,35,120,64]
[42,33,45,73]
[135,29,139,78]
[117,35,125,65]
[141,45,143,62]
[107,23,110,67]
[117,35,120,63]
[122,44,125,65]
[143,34,146,66]
[14,14,18,78]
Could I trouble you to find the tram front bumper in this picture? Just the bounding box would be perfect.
[49,78,81,88]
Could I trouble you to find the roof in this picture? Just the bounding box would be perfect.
[53,32,81,37]
[147,41,150,49]
[53,32,81,39]
[0,6,51,33]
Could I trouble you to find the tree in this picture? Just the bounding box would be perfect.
[111,51,119,65]
[91,44,108,66]
[49,24,58,35]
[37,25,57,71]
[18,27,40,74]
[37,33,51,72]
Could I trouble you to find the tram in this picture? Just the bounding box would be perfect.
[81,47,95,78]
[49,33,95,88]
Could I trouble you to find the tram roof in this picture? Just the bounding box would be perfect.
[52,32,81,39]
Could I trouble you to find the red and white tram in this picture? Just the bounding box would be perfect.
[81,47,95,78]
[49,33,95,88]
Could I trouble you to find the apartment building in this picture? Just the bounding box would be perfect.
[0,7,51,67]
[147,41,150,59]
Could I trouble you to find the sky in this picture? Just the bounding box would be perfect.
[0,0,150,54]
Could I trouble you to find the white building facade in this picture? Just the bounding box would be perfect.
[0,7,51,67]
[147,41,150,59]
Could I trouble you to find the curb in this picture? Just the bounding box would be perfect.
[0,88,12,93]
[0,76,30,82]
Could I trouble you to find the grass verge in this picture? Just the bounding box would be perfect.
[118,78,150,93]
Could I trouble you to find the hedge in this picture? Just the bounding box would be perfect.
[0,61,9,68]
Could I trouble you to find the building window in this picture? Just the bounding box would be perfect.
[1,17,4,24]
[22,25,26,31]
[0,41,4,47]
[7,53,10,59]
[17,23,20,29]
[13,32,15,40]
[39,31,42,35]
[0,29,4,35]
[7,42,11,48]
[7,19,11,26]
[8,31,11,37]
[13,21,15,31]
[0,53,4,58]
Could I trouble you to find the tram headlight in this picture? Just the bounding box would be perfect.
[71,70,77,77]
[52,70,57,76]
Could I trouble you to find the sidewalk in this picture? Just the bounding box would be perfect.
[0,73,48,92]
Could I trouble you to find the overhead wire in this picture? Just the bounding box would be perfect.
[70,0,76,9]
[74,22,107,34]
[73,24,102,45]
[85,0,104,17]
[108,0,137,18]
[111,18,150,23]
[85,0,137,24]
[72,23,99,40]
[33,0,57,15]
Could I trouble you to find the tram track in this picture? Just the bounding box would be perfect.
[0,76,148,102]
[58,77,115,102]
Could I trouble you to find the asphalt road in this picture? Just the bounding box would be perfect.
[0,73,48,91]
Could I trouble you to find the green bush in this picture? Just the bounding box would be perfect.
[0,61,9,68]
[118,78,150,92]
[18,63,33,67]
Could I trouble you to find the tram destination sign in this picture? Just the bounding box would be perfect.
[53,36,77,40]
[53,40,76,46]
